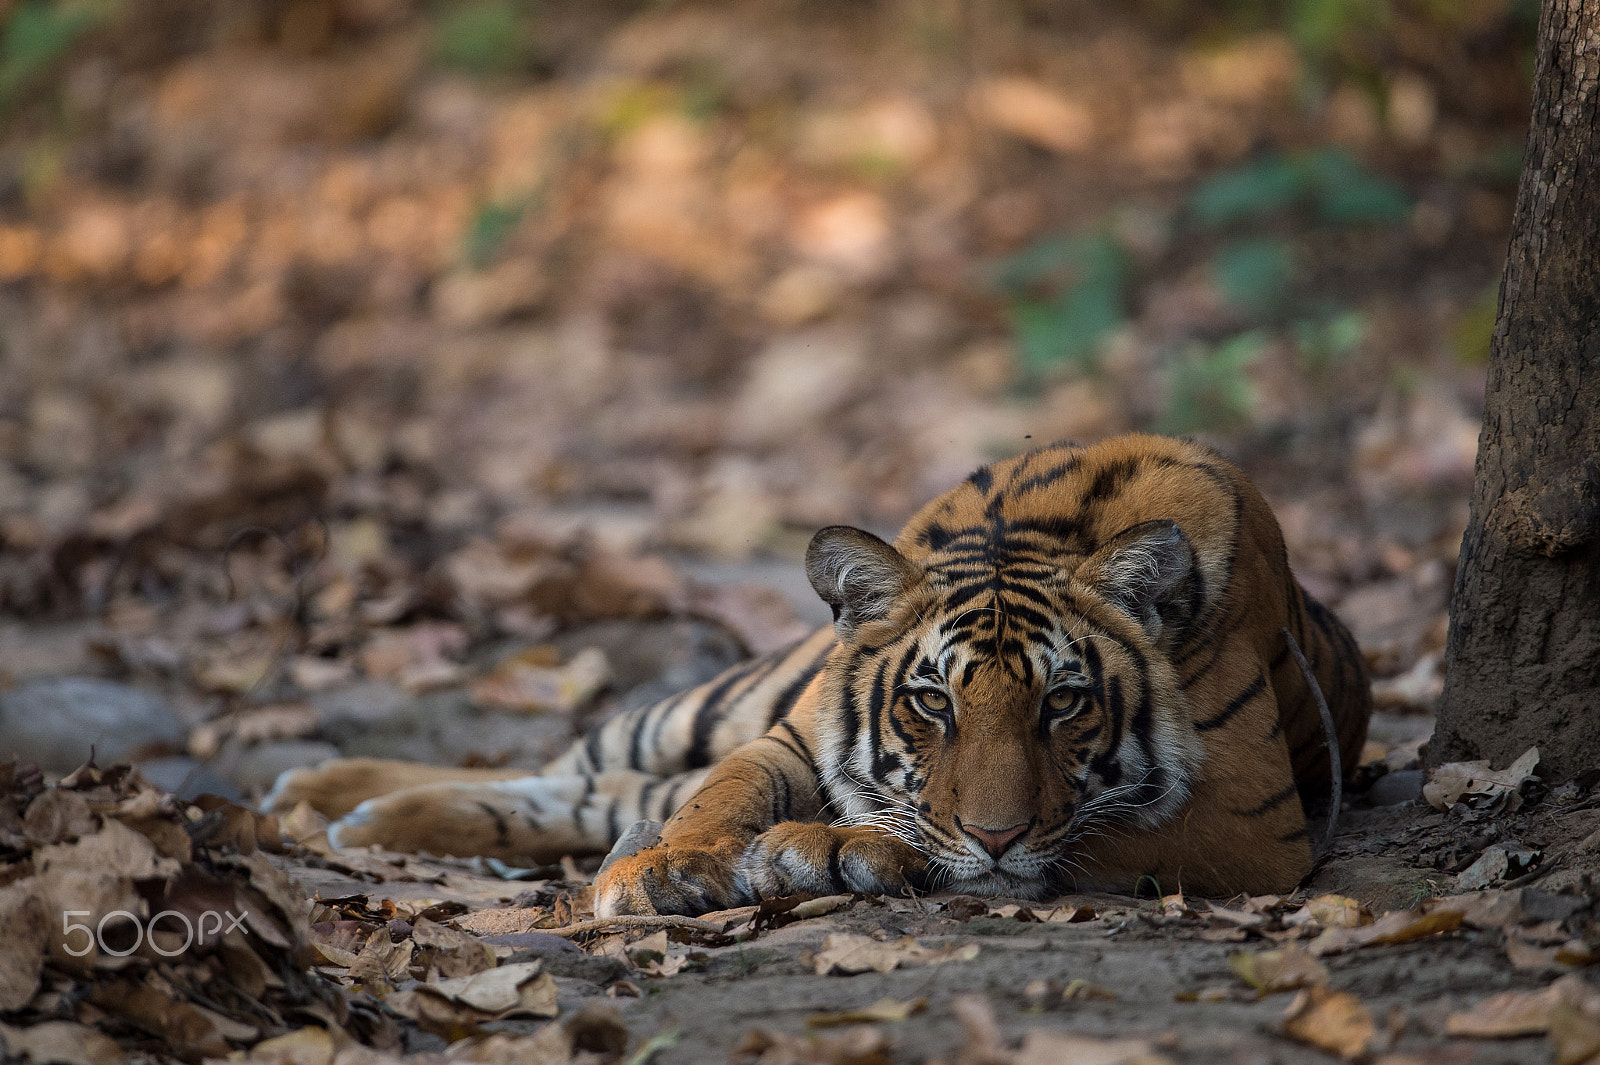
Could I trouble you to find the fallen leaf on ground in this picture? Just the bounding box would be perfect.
[387,961,559,1030]
[347,927,414,986]
[1446,983,1564,1037]
[0,1020,127,1065]
[0,882,50,1009]
[231,1026,340,1065]
[735,1025,892,1065]
[1015,1029,1166,1065]
[1424,747,1539,812]
[1427,890,1522,929]
[471,646,610,714]
[950,994,1008,1065]
[1063,979,1119,1001]
[187,703,317,759]
[789,894,852,920]
[1285,894,1368,930]
[1309,907,1463,956]
[1282,986,1375,1059]
[452,907,552,936]
[1552,1001,1600,1065]
[808,997,927,1027]
[812,933,979,975]
[1446,975,1600,1038]
[1230,944,1330,992]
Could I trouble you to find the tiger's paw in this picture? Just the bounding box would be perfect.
[594,844,750,917]
[740,823,927,898]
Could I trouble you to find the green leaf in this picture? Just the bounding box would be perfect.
[1293,310,1366,372]
[463,199,525,267]
[434,0,531,76]
[1305,148,1410,224]
[0,0,115,107]
[1160,332,1267,435]
[1212,238,1295,316]
[1189,156,1307,228]
[997,232,1128,376]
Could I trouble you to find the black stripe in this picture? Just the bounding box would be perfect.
[765,643,831,726]
[826,833,846,889]
[476,802,510,847]
[1195,671,1266,731]
[775,720,815,766]
[1236,781,1297,818]
[684,657,767,769]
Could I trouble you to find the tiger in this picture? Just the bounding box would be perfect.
[265,433,1371,917]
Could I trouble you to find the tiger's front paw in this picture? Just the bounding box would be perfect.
[740,823,927,898]
[594,844,751,917]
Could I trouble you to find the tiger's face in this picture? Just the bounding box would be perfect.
[806,511,1206,898]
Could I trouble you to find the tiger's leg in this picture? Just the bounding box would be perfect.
[1071,660,1314,897]
[262,758,529,819]
[325,767,712,861]
[595,729,926,916]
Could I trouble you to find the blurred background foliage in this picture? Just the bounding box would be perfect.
[0,0,1532,668]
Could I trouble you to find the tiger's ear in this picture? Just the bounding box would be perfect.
[806,526,919,639]
[1083,520,1194,641]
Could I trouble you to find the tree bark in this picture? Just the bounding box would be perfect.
[1433,0,1600,783]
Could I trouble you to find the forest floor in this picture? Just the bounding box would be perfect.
[3,1,1596,1062]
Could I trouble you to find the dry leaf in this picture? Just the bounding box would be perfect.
[789,894,853,920]
[1552,1001,1600,1065]
[1309,907,1463,956]
[1282,986,1375,1059]
[1062,979,1118,1001]
[808,997,926,1027]
[0,882,51,1010]
[970,76,1094,153]
[413,915,495,978]
[390,962,559,1030]
[1506,935,1563,970]
[1229,944,1330,992]
[812,933,979,975]
[736,1025,892,1065]
[1445,983,1564,1037]
[951,993,1009,1065]
[188,704,317,759]
[472,646,610,714]
[1286,895,1368,930]
[1446,975,1600,1038]
[0,1020,127,1065]
[1015,1029,1165,1065]
[347,927,413,986]
[233,1026,339,1065]
[1427,891,1522,930]
[1424,747,1539,812]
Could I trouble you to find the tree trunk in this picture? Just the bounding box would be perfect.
[1432,0,1600,783]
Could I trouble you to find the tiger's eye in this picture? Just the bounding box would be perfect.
[1045,688,1078,713]
[915,690,950,714]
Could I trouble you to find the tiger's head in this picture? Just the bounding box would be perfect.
[804,462,1207,898]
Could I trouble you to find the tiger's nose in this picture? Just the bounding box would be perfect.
[956,816,1030,860]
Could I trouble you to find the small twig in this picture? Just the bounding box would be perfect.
[1282,626,1341,861]
[542,914,729,939]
